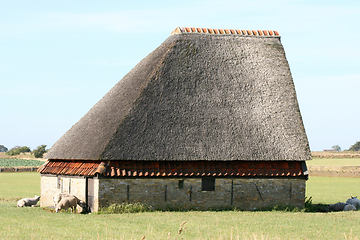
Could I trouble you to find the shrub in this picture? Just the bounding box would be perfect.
[5,146,30,156]
[349,141,360,151]
[99,202,153,214]
[304,196,314,212]
[32,145,47,158]
[6,146,19,156]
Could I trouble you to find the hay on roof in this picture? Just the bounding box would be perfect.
[46,32,311,161]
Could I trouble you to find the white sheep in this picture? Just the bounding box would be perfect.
[326,202,347,212]
[55,196,85,213]
[344,204,356,211]
[17,195,40,207]
[53,193,73,208]
[346,196,360,210]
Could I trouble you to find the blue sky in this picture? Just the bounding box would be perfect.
[1,0,359,152]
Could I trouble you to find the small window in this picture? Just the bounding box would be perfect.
[178,180,184,189]
[202,178,215,191]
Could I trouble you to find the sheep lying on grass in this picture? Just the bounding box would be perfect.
[344,204,356,211]
[17,195,40,207]
[346,196,360,210]
[55,196,85,213]
[327,196,360,212]
[326,202,347,212]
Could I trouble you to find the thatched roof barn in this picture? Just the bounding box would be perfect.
[46,27,310,162]
[40,27,311,212]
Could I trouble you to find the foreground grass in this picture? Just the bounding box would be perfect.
[1,173,360,239]
[1,201,360,239]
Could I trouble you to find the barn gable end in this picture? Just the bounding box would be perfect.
[39,27,311,212]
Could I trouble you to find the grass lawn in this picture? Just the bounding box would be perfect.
[1,201,360,240]
[0,172,40,201]
[1,173,360,239]
[306,176,360,204]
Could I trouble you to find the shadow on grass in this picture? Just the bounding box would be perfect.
[96,197,331,214]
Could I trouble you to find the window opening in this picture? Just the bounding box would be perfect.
[178,180,184,189]
[202,178,215,191]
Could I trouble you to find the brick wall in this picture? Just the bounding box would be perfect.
[98,178,306,211]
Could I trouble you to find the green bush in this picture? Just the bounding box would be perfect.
[99,202,153,214]
[349,141,360,151]
[5,146,31,156]
[32,145,47,158]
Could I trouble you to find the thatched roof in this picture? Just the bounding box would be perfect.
[46,27,311,161]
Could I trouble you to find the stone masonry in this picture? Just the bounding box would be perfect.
[40,175,99,212]
[98,178,306,211]
[41,175,306,211]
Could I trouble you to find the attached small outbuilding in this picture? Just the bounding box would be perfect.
[39,27,311,212]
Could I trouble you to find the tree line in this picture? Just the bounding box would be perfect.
[331,141,360,152]
[1,140,360,157]
[0,145,48,158]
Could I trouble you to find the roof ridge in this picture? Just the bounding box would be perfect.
[171,27,280,37]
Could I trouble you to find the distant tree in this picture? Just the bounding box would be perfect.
[32,145,48,158]
[6,146,21,156]
[19,146,31,153]
[0,145,8,152]
[349,141,360,151]
[10,146,21,151]
[6,146,31,156]
[331,145,341,152]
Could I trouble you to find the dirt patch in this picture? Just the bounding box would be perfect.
[43,207,56,213]
[0,166,39,172]
[0,152,47,161]
[308,165,360,177]
[312,151,360,159]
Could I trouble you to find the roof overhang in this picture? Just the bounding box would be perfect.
[39,160,308,179]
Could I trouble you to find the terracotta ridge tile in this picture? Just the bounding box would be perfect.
[171,27,280,37]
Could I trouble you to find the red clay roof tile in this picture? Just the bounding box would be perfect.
[39,160,307,178]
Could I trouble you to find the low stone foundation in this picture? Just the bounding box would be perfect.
[98,178,306,211]
[40,175,306,212]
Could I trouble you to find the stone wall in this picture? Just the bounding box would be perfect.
[40,175,99,213]
[98,178,306,211]
[40,175,58,207]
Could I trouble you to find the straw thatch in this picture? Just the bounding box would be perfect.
[46,28,311,161]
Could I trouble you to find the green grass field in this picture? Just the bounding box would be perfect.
[0,172,40,201]
[1,172,360,239]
